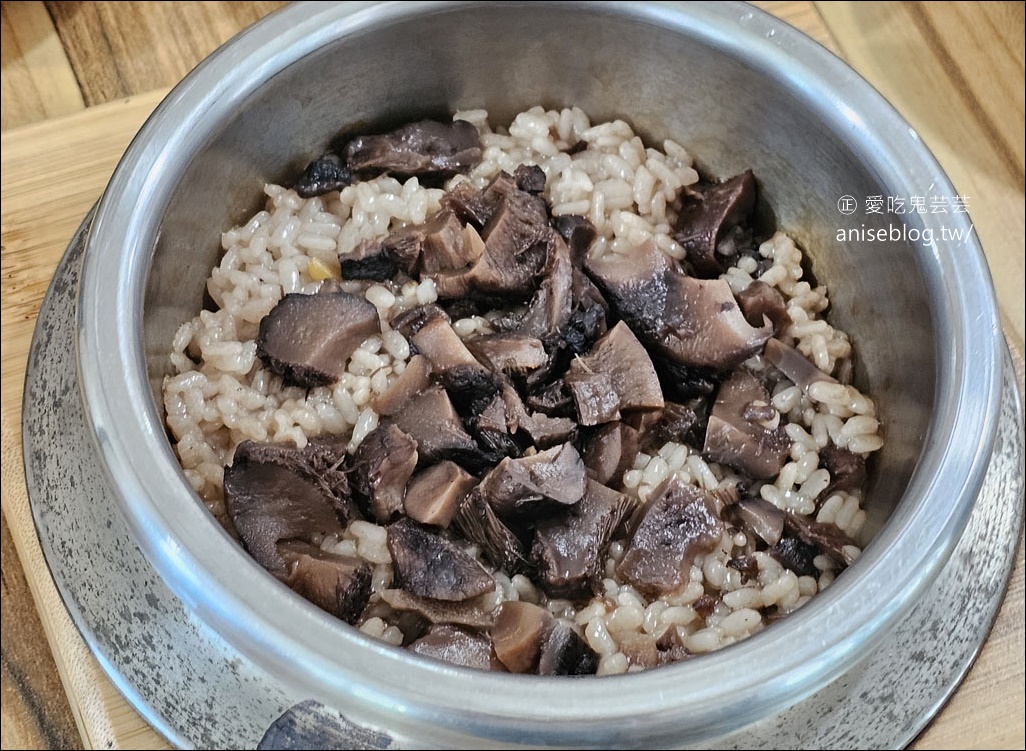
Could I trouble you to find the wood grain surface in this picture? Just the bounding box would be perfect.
[1,2,1023,750]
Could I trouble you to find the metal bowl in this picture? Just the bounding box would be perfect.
[76,1,1001,746]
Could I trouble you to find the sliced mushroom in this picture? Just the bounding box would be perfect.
[372,354,433,416]
[727,554,760,584]
[409,311,483,372]
[582,421,640,487]
[532,479,634,598]
[586,240,770,373]
[431,177,552,301]
[390,302,450,339]
[769,535,818,577]
[404,461,478,528]
[632,401,699,451]
[538,622,599,676]
[516,234,573,340]
[453,490,530,574]
[278,541,371,624]
[673,170,757,277]
[819,444,868,496]
[479,442,586,516]
[784,512,859,568]
[616,477,724,597]
[468,334,549,375]
[440,172,516,230]
[553,214,597,260]
[223,442,350,574]
[513,163,547,195]
[763,338,837,394]
[351,424,418,523]
[387,518,495,601]
[379,588,496,630]
[345,119,482,181]
[419,209,483,274]
[341,231,422,281]
[410,624,500,671]
[519,412,577,449]
[729,497,785,547]
[492,601,555,673]
[524,378,574,417]
[564,370,620,426]
[294,152,351,198]
[568,320,664,413]
[256,291,381,388]
[703,370,789,480]
[736,281,789,335]
[231,437,352,510]
[388,387,480,466]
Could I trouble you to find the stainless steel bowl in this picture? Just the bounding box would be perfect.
[77,1,1001,746]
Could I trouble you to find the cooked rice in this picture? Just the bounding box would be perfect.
[163,106,883,670]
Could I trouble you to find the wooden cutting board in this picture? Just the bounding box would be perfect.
[1,5,1023,750]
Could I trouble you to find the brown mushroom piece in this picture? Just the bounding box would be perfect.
[586,240,770,375]
[440,171,516,230]
[703,370,789,480]
[223,441,351,574]
[372,354,433,416]
[388,387,481,467]
[386,518,495,601]
[294,152,351,198]
[616,477,725,597]
[256,291,381,388]
[351,424,418,523]
[564,370,620,426]
[277,541,371,625]
[736,281,789,335]
[538,622,599,676]
[513,163,547,195]
[519,411,577,449]
[728,497,785,546]
[478,441,586,517]
[379,588,496,630]
[345,119,482,181]
[419,209,484,274]
[769,535,819,577]
[453,490,530,574]
[404,461,478,528]
[631,401,700,451]
[468,334,549,375]
[568,320,664,414]
[784,512,859,568]
[492,601,555,673]
[583,421,640,487]
[763,337,837,394]
[409,624,500,671]
[673,170,757,277]
[431,175,552,301]
[818,444,868,496]
[340,230,422,281]
[516,234,574,340]
[532,479,634,598]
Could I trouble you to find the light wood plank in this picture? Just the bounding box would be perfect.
[816,0,1025,345]
[0,2,85,130]
[45,0,287,107]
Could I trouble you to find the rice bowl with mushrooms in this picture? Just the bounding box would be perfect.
[163,106,884,676]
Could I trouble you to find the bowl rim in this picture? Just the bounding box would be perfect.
[77,0,1002,744]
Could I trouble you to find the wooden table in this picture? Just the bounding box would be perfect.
[2,2,1023,749]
